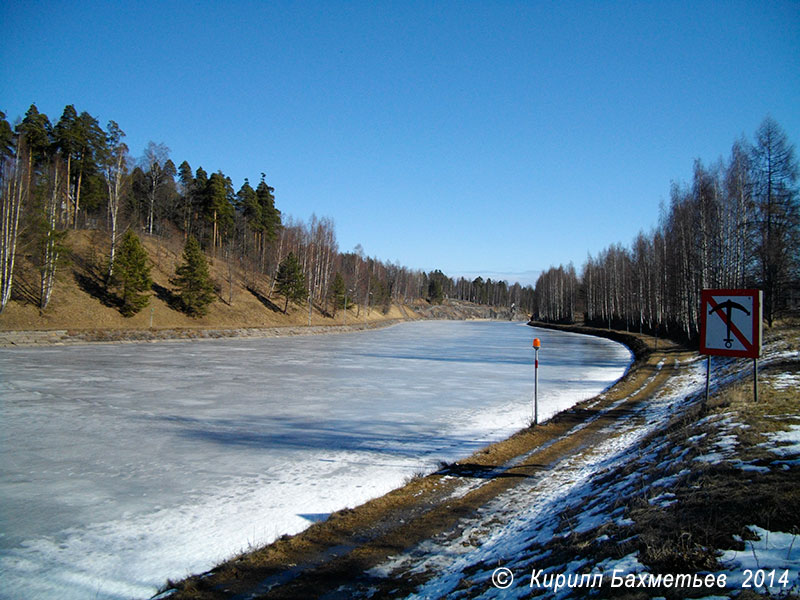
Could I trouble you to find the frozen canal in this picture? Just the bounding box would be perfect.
[0,320,631,599]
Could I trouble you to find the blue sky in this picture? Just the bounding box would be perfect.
[2,1,798,286]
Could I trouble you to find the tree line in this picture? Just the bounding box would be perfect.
[1,103,536,318]
[533,117,799,342]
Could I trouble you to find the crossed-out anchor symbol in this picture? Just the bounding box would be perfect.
[709,300,750,348]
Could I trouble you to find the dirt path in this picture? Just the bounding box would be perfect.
[163,329,693,600]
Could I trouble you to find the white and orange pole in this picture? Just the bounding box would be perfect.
[532,337,541,425]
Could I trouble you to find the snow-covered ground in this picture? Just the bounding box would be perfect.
[366,342,799,599]
[0,321,631,600]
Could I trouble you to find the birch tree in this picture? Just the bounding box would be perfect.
[1,138,30,313]
[142,141,173,235]
[39,153,68,309]
[103,121,128,285]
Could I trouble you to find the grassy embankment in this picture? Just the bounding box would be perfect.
[0,230,417,341]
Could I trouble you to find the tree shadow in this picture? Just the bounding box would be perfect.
[74,270,121,310]
[9,270,39,306]
[438,461,546,480]
[147,413,487,463]
[247,286,282,313]
[153,283,182,311]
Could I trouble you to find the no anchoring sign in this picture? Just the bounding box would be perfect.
[700,289,762,359]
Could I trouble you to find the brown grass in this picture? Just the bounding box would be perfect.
[0,229,416,333]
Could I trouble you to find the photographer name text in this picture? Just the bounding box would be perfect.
[491,566,793,592]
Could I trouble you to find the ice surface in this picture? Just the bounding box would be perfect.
[0,321,631,599]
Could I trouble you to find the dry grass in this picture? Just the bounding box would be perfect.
[0,229,416,333]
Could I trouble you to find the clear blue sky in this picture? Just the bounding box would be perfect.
[2,1,798,286]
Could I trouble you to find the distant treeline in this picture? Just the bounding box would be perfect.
[0,104,537,317]
[534,117,799,342]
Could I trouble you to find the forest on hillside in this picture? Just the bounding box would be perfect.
[0,104,535,320]
[1,105,798,342]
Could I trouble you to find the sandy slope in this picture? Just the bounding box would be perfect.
[0,230,417,336]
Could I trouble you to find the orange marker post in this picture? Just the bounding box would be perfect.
[532,338,541,425]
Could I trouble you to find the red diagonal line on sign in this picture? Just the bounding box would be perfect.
[706,295,753,350]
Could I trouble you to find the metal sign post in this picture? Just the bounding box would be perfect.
[699,289,763,402]
[532,338,541,425]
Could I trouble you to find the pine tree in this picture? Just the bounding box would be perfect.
[275,252,306,313]
[53,105,81,227]
[112,231,152,316]
[256,175,281,242]
[171,235,215,317]
[176,160,194,237]
[238,178,260,229]
[328,272,346,315]
[0,111,13,159]
[428,270,446,304]
[16,104,52,166]
[205,171,234,252]
[68,110,106,229]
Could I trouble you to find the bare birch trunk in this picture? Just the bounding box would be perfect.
[1,142,29,313]
[40,156,66,310]
[105,147,126,285]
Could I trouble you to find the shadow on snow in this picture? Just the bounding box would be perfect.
[151,413,489,459]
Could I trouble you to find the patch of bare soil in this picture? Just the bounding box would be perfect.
[160,329,694,599]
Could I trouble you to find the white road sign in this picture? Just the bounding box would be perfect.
[700,289,762,358]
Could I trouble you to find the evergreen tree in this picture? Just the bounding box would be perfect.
[275,252,306,313]
[193,166,209,232]
[256,174,281,242]
[176,160,195,236]
[0,111,13,159]
[16,104,52,166]
[328,272,346,315]
[427,270,446,304]
[69,110,106,228]
[53,105,81,227]
[204,171,234,251]
[112,231,152,316]
[53,105,80,157]
[237,178,260,227]
[171,235,215,317]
